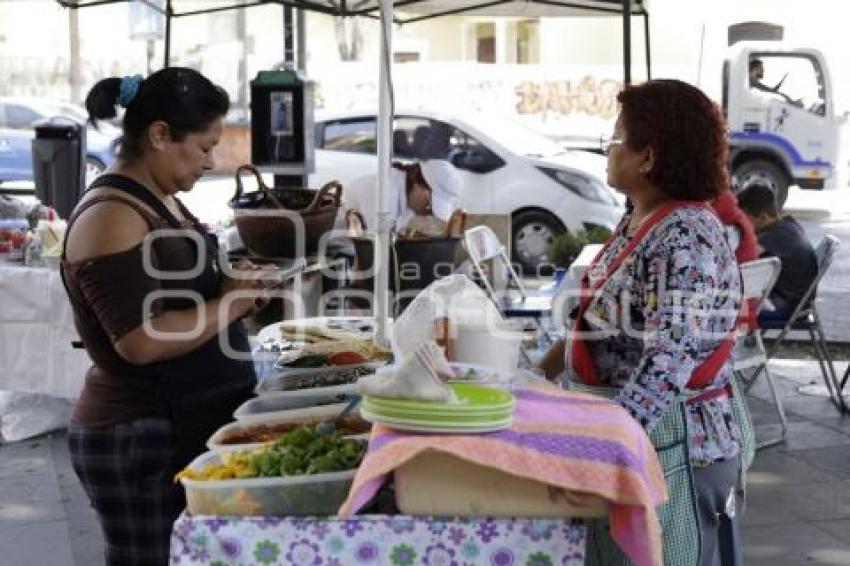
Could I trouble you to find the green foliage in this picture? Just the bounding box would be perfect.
[547,226,612,268]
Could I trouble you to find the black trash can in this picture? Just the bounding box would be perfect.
[31,117,86,220]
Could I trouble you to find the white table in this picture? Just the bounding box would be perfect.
[0,264,92,441]
[0,265,92,399]
[0,258,334,441]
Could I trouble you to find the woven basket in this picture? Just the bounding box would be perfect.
[229,164,342,259]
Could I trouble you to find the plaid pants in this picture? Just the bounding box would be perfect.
[68,418,184,566]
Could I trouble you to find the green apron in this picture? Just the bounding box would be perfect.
[566,202,755,564]
[566,371,754,565]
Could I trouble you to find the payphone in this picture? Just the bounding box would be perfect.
[250,68,315,187]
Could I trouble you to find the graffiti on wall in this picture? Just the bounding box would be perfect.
[515,76,622,118]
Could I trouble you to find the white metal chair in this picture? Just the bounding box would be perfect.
[735,257,788,449]
[464,226,553,315]
[758,235,845,413]
[463,226,554,362]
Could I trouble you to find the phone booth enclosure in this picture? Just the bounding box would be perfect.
[250,69,315,173]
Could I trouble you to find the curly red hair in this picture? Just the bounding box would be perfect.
[617,79,728,201]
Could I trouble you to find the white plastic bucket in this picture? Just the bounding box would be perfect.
[452,323,522,371]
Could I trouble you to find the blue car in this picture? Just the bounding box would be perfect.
[0,97,120,187]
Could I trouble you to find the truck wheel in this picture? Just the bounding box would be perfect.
[512,211,565,275]
[733,160,790,209]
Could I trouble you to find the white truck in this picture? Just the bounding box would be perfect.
[724,41,844,208]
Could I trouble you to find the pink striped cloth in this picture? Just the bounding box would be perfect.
[339,384,668,566]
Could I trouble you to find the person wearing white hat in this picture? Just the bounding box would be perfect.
[394,159,462,238]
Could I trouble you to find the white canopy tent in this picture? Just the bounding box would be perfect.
[57,0,650,344]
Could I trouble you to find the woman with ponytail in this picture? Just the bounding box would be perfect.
[61,68,274,565]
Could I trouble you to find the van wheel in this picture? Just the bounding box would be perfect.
[733,160,790,209]
[512,211,565,275]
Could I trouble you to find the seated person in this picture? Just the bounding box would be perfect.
[711,187,760,332]
[749,58,802,107]
[737,183,818,325]
[749,58,773,93]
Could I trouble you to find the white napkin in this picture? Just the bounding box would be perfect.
[358,341,458,404]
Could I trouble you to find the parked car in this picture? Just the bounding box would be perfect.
[0,97,120,187]
[310,108,624,271]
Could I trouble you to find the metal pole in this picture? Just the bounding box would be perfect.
[375,0,393,346]
[643,11,651,80]
[275,5,298,189]
[69,8,81,102]
[163,0,172,67]
[284,4,295,64]
[296,9,306,71]
[237,8,248,121]
[622,0,631,85]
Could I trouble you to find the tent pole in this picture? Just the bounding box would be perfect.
[163,0,172,67]
[643,11,651,80]
[622,0,631,85]
[374,0,393,346]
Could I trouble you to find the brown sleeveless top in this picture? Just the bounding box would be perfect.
[61,184,216,426]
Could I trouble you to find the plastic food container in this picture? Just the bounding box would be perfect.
[209,405,371,452]
[180,451,356,516]
[234,388,354,421]
[395,450,607,518]
[254,362,384,395]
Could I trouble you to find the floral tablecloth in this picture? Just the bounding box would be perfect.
[170,513,586,565]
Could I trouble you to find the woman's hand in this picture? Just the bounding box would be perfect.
[220,259,279,316]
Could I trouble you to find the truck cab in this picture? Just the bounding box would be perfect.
[724,41,842,208]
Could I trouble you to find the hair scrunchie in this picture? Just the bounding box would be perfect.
[117,74,143,108]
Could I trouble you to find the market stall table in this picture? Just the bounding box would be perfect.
[171,513,587,565]
[0,264,91,440]
[170,381,668,566]
[0,258,333,441]
[0,264,91,399]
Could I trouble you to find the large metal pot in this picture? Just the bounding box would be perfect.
[229,164,342,259]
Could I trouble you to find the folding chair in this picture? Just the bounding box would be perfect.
[735,257,788,449]
[759,235,845,413]
[463,226,554,363]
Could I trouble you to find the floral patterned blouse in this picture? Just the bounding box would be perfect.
[568,205,742,466]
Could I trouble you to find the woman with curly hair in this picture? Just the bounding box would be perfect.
[540,79,751,565]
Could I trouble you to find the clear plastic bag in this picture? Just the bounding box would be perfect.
[390,274,507,360]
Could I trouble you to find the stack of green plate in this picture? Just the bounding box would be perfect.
[361,382,515,433]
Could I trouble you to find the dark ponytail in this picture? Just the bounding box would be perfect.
[85,77,122,123]
[83,67,230,163]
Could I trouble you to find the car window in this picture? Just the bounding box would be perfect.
[393,117,431,159]
[6,104,41,129]
[444,122,505,174]
[321,119,376,153]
